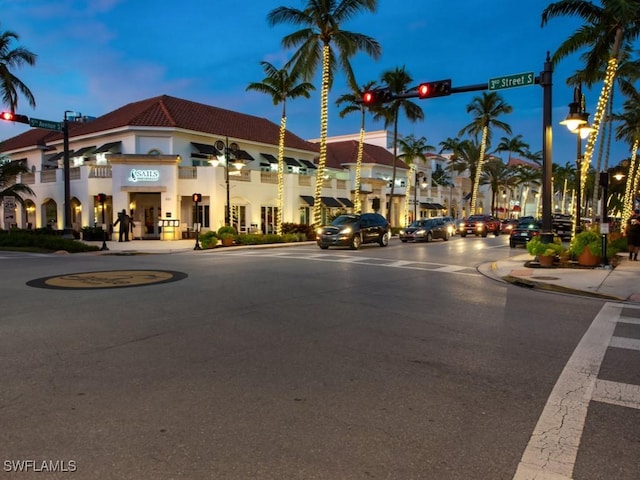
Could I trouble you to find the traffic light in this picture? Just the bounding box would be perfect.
[192,193,202,203]
[417,79,452,99]
[362,87,392,105]
[0,111,29,124]
[96,193,107,203]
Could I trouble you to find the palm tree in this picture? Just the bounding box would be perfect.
[480,159,516,217]
[513,163,541,217]
[0,23,36,112]
[542,0,640,224]
[459,91,513,215]
[373,66,424,225]
[449,139,483,216]
[613,93,640,221]
[268,0,381,226]
[246,60,315,235]
[495,134,529,163]
[397,134,434,225]
[336,79,377,213]
[0,157,34,204]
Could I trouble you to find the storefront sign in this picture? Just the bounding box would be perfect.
[128,169,160,182]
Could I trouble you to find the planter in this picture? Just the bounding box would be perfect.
[538,254,555,267]
[577,245,601,267]
[221,236,234,247]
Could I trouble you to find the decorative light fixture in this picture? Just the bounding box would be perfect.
[209,138,244,227]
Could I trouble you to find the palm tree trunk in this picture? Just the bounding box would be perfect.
[470,126,489,215]
[623,139,640,224]
[404,164,414,226]
[312,44,331,227]
[354,110,365,214]
[387,110,399,224]
[276,114,286,235]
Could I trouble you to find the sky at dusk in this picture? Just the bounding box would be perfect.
[0,0,631,168]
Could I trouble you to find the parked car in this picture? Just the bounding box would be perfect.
[501,219,519,234]
[458,215,501,237]
[399,218,450,242]
[509,219,542,248]
[552,213,574,240]
[316,213,390,250]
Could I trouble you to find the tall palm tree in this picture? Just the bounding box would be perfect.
[513,163,541,216]
[268,0,381,226]
[449,138,483,216]
[246,60,315,235]
[373,66,424,225]
[0,23,36,112]
[336,79,377,213]
[397,134,434,225]
[542,0,640,224]
[0,157,34,204]
[613,93,640,220]
[459,91,513,215]
[480,159,515,217]
[495,134,529,163]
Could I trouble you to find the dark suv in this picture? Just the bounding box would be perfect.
[316,213,390,250]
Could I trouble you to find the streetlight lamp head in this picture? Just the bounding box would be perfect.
[209,155,221,167]
[560,108,587,133]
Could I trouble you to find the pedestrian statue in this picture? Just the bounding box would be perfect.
[113,209,134,242]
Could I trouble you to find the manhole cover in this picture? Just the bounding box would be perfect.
[532,276,560,280]
[27,270,187,290]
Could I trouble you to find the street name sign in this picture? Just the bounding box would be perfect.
[29,117,63,131]
[488,72,535,91]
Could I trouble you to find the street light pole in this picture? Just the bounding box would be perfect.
[62,111,74,238]
[212,138,242,228]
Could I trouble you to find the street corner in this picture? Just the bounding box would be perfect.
[26,270,188,290]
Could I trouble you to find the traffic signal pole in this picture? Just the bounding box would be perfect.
[362,55,552,236]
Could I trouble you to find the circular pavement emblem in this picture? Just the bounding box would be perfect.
[27,270,187,290]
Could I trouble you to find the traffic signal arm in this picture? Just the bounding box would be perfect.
[0,111,29,124]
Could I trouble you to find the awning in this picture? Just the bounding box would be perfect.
[338,197,354,207]
[284,157,301,167]
[299,159,317,169]
[72,146,96,157]
[94,141,122,154]
[191,142,220,155]
[321,197,343,208]
[260,153,278,164]
[420,202,444,210]
[235,150,254,161]
[300,195,314,206]
[46,151,66,162]
[512,205,521,212]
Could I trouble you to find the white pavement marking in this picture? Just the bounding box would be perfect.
[513,302,620,480]
[610,336,640,351]
[224,251,481,276]
[592,379,640,410]
[618,315,640,325]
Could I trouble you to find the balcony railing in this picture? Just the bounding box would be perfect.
[40,170,57,183]
[89,165,112,178]
[178,166,197,179]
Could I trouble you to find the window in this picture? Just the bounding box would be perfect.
[193,205,210,228]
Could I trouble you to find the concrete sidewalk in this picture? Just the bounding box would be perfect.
[84,239,640,304]
[480,252,640,303]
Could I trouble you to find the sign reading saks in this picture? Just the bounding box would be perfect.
[128,169,160,182]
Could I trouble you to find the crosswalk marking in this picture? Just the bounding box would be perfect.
[222,251,480,276]
[513,302,640,480]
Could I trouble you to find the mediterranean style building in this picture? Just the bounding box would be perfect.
[0,95,478,239]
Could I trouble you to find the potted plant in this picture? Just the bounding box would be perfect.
[217,226,237,246]
[569,227,602,266]
[526,235,565,267]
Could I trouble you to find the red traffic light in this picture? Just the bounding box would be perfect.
[96,193,107,203]
[0,111,30,124]
[417,79,452,99]
[192,193,202,203]
[362,87,391,105]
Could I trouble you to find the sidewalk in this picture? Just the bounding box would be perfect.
[84,239,640,304]
[480,252,640,303]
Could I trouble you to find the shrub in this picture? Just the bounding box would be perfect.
[0,231,99,253]
[569,225,620,259]
[200,231,219,249]
[526,235,565,257]
[217,225,237,236]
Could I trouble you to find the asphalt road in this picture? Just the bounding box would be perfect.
[1,235,638,479]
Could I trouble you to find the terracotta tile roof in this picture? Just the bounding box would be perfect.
[507,157,540,169]
[324,140,408,169]
[0,95,318,154]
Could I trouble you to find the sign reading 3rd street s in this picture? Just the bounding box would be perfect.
[488,72,535,91]
[29,117,63,131]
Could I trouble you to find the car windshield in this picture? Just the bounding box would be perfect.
[518,220,539,228]
[331,215,358,226]
[468,215,486,221]
[409,220,429,227]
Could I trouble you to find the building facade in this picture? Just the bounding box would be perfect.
[0,95,485,239]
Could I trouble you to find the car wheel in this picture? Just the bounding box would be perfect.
[400,239,408,243]
[444,232,449,241]
[426,232,433,242]
[379,232,390,247]
[481,232,488,238]
[495,229,500,236]
[350,234,362,250]
[460,233,466,238]
[509,240,515,248]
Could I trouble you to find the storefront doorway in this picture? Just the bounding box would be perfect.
[131,193,161,239]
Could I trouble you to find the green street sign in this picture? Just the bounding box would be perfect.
[488,72,535,91]
[29,117,63,131]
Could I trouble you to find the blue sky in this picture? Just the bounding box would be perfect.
[0,0,630,167]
